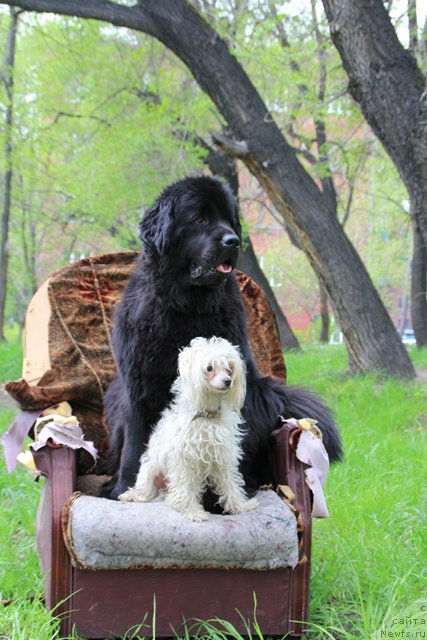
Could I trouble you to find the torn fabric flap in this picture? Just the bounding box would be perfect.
[31,417,97,462]
[1,409,44,473]
[296,428,330,518]
[280,417,330,518]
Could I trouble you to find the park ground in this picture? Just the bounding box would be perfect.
[0,332,426,639]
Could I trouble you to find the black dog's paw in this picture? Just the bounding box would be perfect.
[93,460,113,476]
[98,478,115,499]
[99,475,130,500]
[105,479,134,501]
[202,488,224,514]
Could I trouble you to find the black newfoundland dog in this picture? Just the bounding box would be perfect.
[101,176,342,501]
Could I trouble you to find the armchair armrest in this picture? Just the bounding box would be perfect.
[32,446,77,613]
[271,423,313,532]
[270,423,313,633]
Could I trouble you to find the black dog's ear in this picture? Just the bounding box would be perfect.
[139,195,174,255]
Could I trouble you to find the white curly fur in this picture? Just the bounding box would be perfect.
[119,336,258,521]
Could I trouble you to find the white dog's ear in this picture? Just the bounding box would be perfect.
[178,345,193,376]
[228,356,247,411]
[178,345,205,390]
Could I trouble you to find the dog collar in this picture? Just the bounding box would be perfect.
[191,409,221,421]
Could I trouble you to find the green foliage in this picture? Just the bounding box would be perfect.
[0,326,22,381]
[206,3,414,336]
[0,343,425,639]
[1,13,213,324]
[0,2,419,340]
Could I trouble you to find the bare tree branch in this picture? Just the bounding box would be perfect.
[0,0,141,26]
[210,132,249,157]
[50,111,112,127]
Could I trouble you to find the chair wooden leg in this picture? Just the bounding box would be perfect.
[33,446,77,635]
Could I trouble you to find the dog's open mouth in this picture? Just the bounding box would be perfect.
[215,262,233,274]
[190,261,234,279]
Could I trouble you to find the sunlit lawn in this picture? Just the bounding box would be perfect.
[0,335,425,639]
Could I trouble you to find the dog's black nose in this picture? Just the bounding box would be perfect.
[222,234,240,248]
[224,378,232,387]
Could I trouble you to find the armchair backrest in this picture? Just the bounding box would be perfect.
[8,252,286,451]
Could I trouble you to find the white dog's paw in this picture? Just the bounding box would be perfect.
[118,490,133,501]
[168,502,209,521]
[241,497,259,512]
[225,497,258,514]
[118,489,148,503]
[182,508,209,522]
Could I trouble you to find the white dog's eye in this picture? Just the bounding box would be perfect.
[206,364,213,372]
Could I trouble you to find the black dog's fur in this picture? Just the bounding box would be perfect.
[101,176,342,501]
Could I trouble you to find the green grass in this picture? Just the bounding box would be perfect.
[0,326,23,382]
[409,344,427,369]
[285,345,426,639]
[0,339,426,639]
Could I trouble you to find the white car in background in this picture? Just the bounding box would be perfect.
[401,330,416,346]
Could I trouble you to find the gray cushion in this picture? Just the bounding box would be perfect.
[63,489,299,571]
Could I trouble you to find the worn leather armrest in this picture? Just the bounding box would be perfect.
[32,446,76,612]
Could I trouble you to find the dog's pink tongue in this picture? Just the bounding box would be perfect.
[216,263,232,274]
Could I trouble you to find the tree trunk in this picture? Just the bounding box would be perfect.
[319,284,330,343]
[236,240,301,351]
[0,8,19,342]
[273,1,333,341]
[202,142,300,351]
[321,0,427,355]
[322,0,427,246]
[407,0,418,54]
[411,221,427,347]
[1,0,415,378]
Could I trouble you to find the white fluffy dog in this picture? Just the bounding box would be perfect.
[119,336,258,521]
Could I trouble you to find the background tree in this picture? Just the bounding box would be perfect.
[0,7,19,340]
[201,139,300,350]
[321,0,427,347]
[1,16,212,324]
[0,0,417,378]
